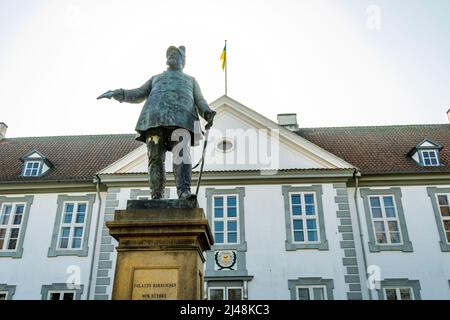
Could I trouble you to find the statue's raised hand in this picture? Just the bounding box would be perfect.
[97,89,123,100]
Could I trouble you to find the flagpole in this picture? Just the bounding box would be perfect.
[224,40,228,96]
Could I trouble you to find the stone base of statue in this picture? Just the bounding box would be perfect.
[106,199,213,300]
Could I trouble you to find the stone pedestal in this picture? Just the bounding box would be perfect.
[106,199,213,300]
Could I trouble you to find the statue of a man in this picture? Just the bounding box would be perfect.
[98,46,216,200]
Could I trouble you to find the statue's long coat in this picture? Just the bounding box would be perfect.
[117,70,213,145]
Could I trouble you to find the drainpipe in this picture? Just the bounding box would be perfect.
[86,174,102,300]
[352,169,373,300]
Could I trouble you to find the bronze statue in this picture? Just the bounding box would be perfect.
[98,46,216,200]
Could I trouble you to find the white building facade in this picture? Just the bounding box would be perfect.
[0,96,449,300]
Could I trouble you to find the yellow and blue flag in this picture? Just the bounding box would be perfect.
[220,41,226,71]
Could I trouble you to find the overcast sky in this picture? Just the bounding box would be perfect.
[1,0,449,138]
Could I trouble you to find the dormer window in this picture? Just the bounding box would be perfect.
[23,161,43,176]
[421,150,439,166]
[20,150,53,177]
[407,139,442,167]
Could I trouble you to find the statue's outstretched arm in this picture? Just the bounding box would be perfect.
[97,78,152,104]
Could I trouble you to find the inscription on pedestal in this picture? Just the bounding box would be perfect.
[131,268,178,300]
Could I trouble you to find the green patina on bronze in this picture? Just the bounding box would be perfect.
[98,46,216,200]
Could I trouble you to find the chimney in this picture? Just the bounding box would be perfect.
[0,122,7,140]
[277,113,299,131]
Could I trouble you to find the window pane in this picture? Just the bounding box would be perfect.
[376,233,387,243]
[291,195,301,205]
[214,197,223,207]
[294,231,304,242]
[444,220,450,231]
[7,239,17,250]
[209,289,224,300]
[227,196,236,207]
[0,239,3,250]
[59,238,69,249]
[400,288,412,300]
[304,194,314,204]
[76,213,85,223]
[440,206,450,217]
[313,287,325,300]
[298,288,310,300]
[15,205,24,214]
[49,292,60,300]
[10,228,19,238]
[214,208,223,218]
[293,219,303,230]
[307,231,318,242]
[227,207,237,218]
[306,219,317,230]
[227,221,237,232]
[388,221,399,231]
[63,292,75,300]
[305,205,315,216]
[228,232,237,243]
[446,232,450,243]
[0,293,6,300]
[215,222,223,232]
[62,227,70,237]
[228,288,242,300]
[292,205,302,215]
[385,289,397,300]
[1,205,12,225]
[64,204,74,223]
[13,214,22,225]
[77,204,87,213]
[371,208,382,218]
[72,238,82,249]
[74,227,83,237]
[374,221,385,232]
[385,207,396,218]
[0,228,5,238]
[214,233,224,243]
[390,232,401,244]
[383,196,394,207]
[369,197,381,208]
[438,195,449,206]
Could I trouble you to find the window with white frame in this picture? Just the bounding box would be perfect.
[421,150,439,166]
[290,193,319,243]
[208,286,243,300]
[58,202,87,250]
[0,203,26,251]
[213,195,239,244]
[368,195,403,245]
[0,292,8,300]
[23,161,42,177]
[383,287,414,300]
[47,290,76,300]
[437,194,450,243]
[296,285,327,300]
[41,283,84,300]
[48,194,95,257]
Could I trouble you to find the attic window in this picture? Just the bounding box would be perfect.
[20,150,52,177]
[421,150,439,166]
[408,139,442,167]
[23,161,42,177]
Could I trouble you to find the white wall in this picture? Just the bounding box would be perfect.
[0,191,105,300]
[351,184,450,300]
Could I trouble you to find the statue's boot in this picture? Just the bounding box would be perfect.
[174,162,196,200]
[147,134,167,199]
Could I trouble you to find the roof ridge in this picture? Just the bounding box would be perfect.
[3,133,137,140]
[298,123,449,131]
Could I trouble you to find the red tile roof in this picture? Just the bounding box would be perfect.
[0,134,141,182]
[0,124,449,183]
[297,124,450,174]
